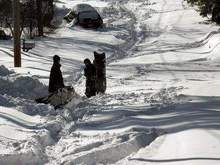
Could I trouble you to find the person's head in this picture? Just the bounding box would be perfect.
[84,58,91,66]
[94,50,105,59]
[53,55,60,63]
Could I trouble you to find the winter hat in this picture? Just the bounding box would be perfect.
[84,58,91,64]
[53,55,60,63]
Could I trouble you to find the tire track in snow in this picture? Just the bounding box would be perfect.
[102,1,140,62]
[147,0,186,89]
[0,48,13,57]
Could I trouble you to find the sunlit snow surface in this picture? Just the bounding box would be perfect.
[1,0,220,164]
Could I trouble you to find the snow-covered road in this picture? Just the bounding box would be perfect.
[1,0,220,164]
[119,129,220,165]
[110,0,220,164]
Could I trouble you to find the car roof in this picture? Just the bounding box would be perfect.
[73,4,97,13]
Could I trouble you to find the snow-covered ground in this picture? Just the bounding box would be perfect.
[1,0,220,164]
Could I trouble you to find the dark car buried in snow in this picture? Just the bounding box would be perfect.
[64,4,103,28]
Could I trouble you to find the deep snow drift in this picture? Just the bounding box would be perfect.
[1,0,220,164]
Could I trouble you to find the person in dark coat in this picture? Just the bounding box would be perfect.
[93,51,106,94]
[48,55,65,93]
[84,58,96,98]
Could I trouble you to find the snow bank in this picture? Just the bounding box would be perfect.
[0,130,54,165]
[0,151,46,165]
[0,65,14,76]
[0,106,54,165]
[0,65,48,99]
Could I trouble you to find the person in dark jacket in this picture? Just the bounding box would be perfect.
[84,58,96,97]
[48,55,65,93]
[93,51,106,94]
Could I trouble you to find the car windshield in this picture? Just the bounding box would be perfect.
[78,11,99,20]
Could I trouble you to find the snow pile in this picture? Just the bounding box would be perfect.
[0,107,54,165]
[0,65,14,76]
[0,65,83,119]
[0,66,48,99]
[0,95,15,107]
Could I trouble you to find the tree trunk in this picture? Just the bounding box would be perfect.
[37,0,43,36]
[13,0,21,67]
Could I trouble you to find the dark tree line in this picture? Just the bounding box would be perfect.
[185,0,220,24]
[0,0,54,37]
